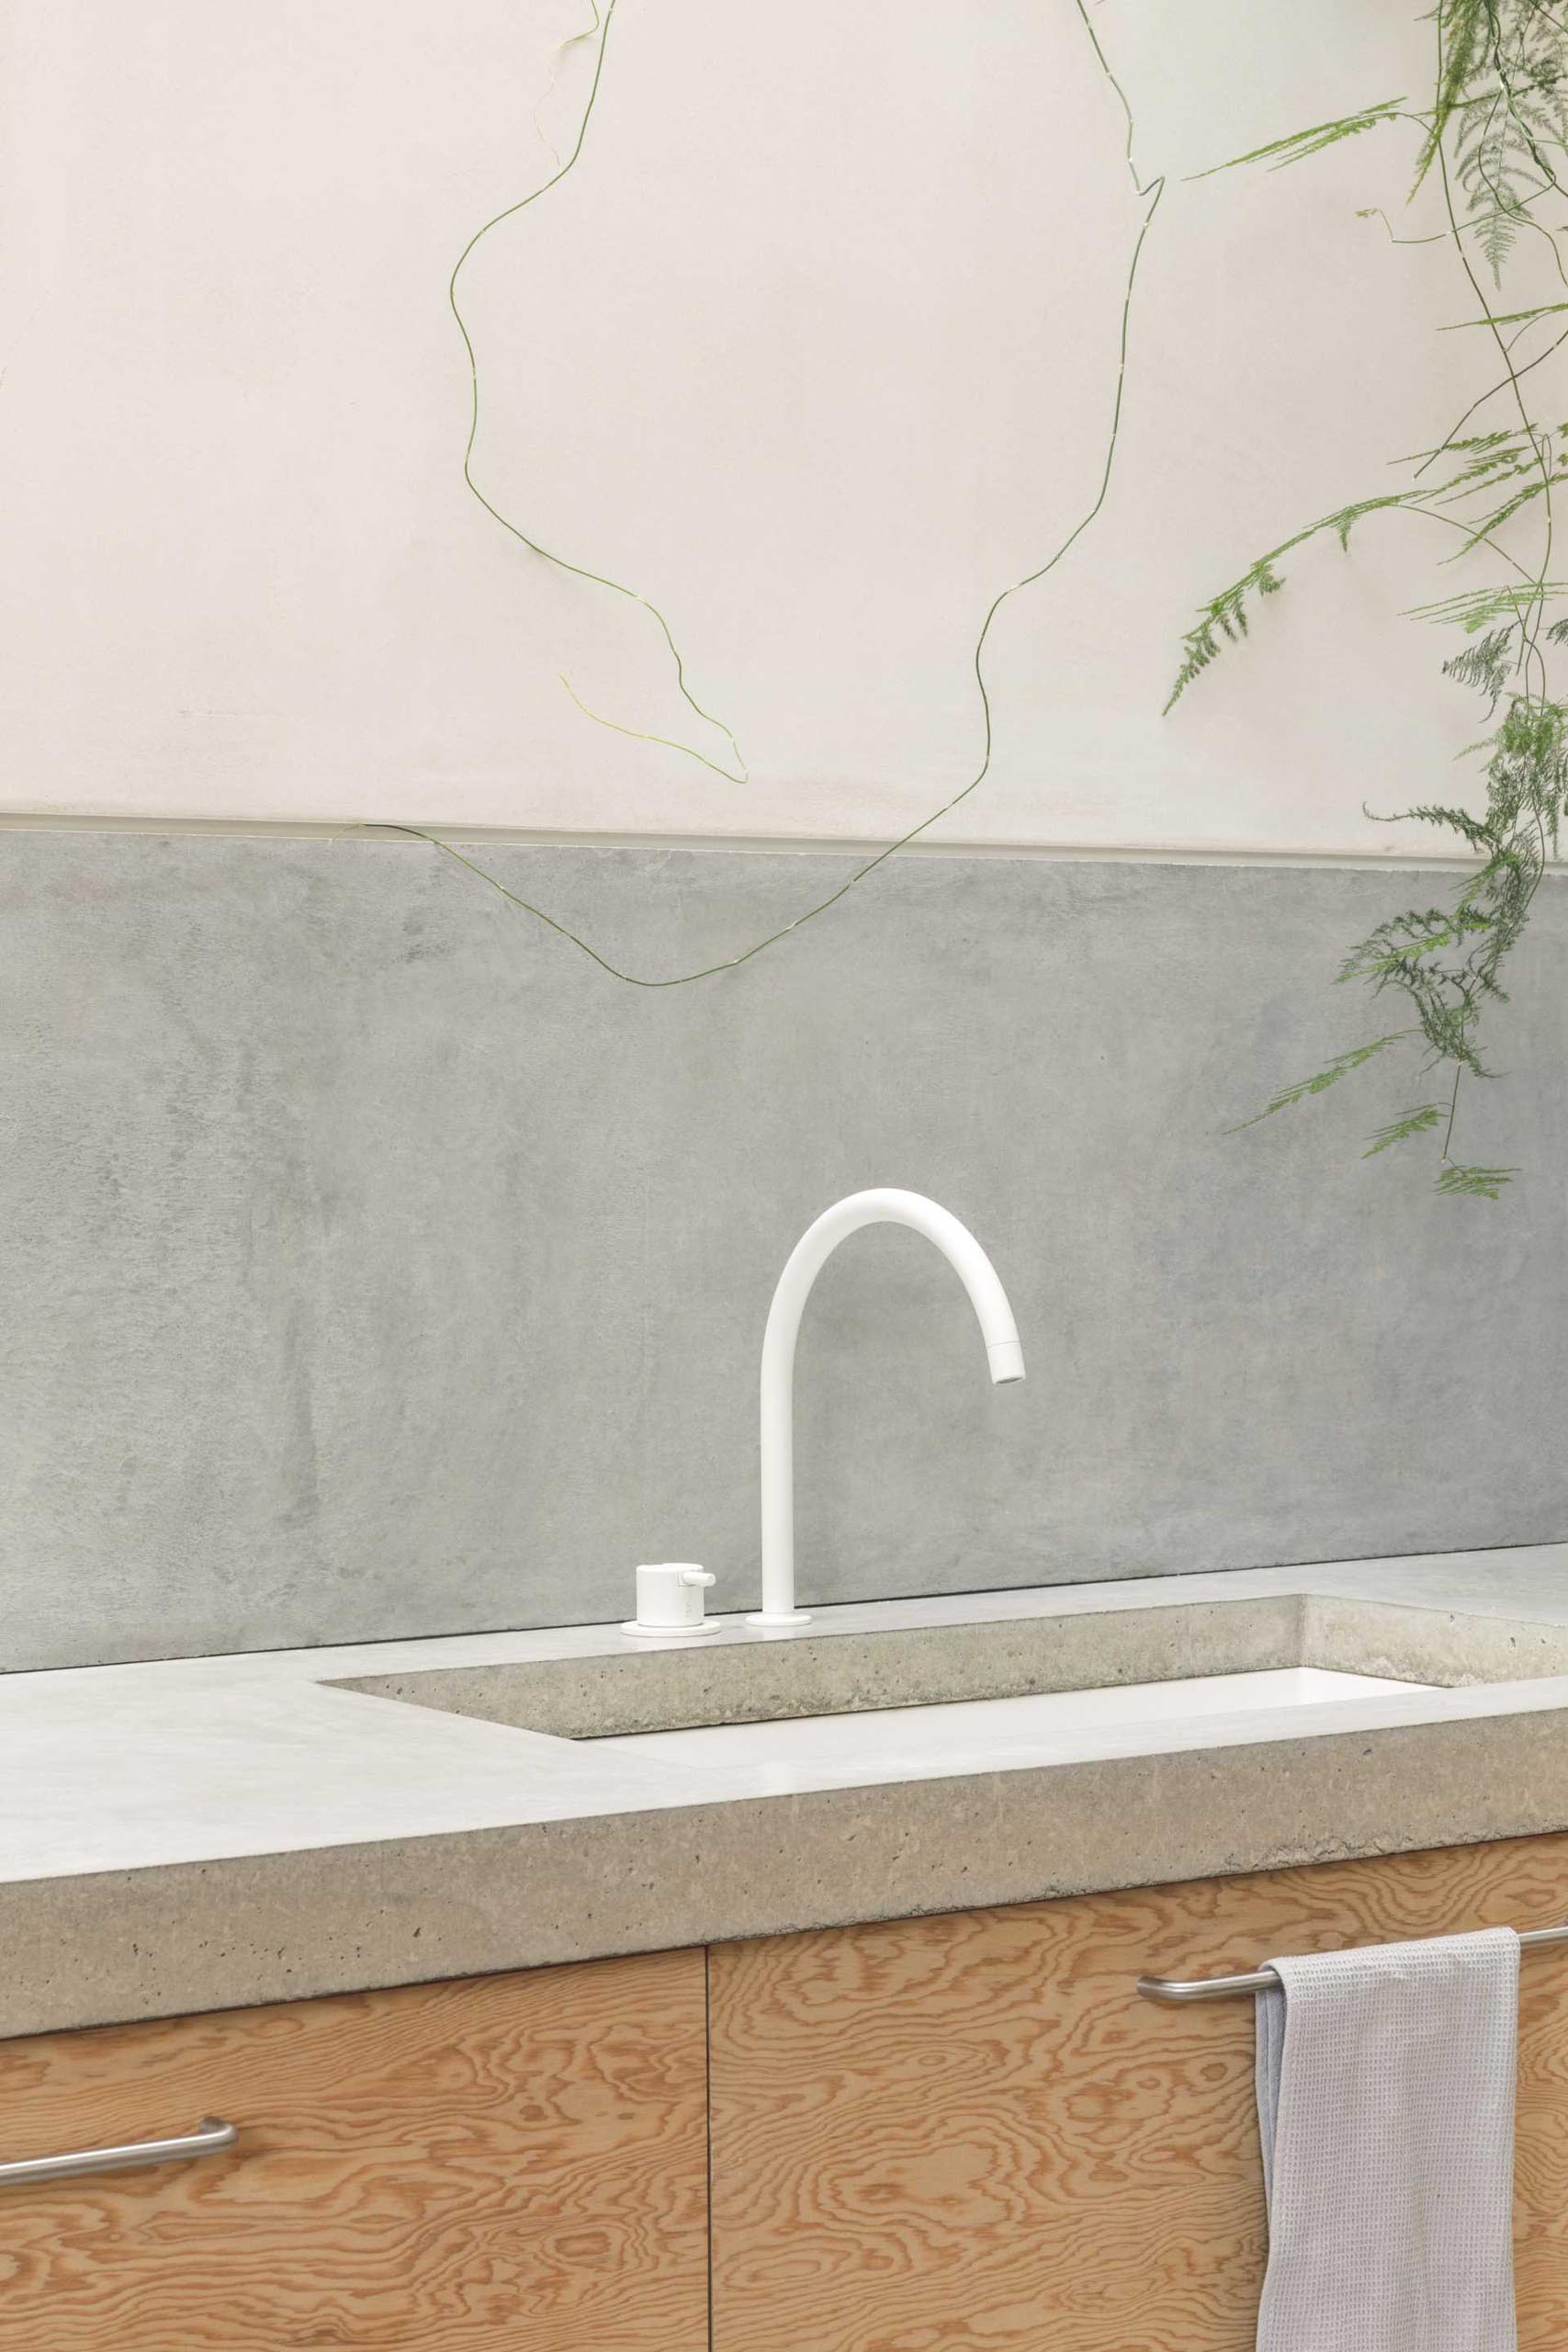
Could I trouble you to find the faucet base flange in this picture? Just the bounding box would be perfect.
[619,1619,724,1638]
[744,1610,813,1629]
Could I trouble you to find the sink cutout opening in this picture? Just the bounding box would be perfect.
[324,1587,1554,1749]
[589,1667,1441,1792]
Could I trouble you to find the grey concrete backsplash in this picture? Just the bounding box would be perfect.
[3,832,1565,1671]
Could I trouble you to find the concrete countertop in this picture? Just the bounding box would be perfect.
[8,1544,1568,2039]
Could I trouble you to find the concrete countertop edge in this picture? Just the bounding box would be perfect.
[9,1541,1568,2038]
[10,1694,1568,2041]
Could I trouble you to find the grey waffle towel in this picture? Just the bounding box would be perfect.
[1254,1926,1519,2351]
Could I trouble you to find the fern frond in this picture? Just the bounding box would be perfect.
[1417,0,1494,185]
[1434,1160,1518,1196]
[1404,582,1568,629]
[1374,799,1499,850]
[1165,495,1413,707]
[1166,566,1280,707]
[1163,427,1568,707]
[1450,464,1568,549]
[1229,1033,1416,1131]
[1442,625,1516,706]
[1424,0,1568,273]
[1189,98,1409,182]
[1337,905,1492,987]
[1439,295,1568,327]
[1337,694,1566,1113]
[1363,1104,1446,1155]
[1205,0,1568,1187]
[1414,426,1551,481]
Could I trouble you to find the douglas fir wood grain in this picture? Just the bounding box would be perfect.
[0,1949,708,2351]
[709,1832,1568,2351]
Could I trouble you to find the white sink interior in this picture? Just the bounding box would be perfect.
[595,1668,1434,1793]
[339,1585,1567,1794]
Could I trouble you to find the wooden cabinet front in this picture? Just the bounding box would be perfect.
[0,1947,708,2351]
[708,1833,1568,2351]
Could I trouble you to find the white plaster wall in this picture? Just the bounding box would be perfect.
[0,0,1509,851]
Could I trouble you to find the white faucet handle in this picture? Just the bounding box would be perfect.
[623,1562,722,1638]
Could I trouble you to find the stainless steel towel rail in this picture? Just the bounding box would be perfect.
[0,2116,238,2188]
[1137,1921,1568,2003]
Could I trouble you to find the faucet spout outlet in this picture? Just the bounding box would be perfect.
[750,1189,1025,1630]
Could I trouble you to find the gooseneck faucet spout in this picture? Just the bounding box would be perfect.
[750,1189,1026,1628]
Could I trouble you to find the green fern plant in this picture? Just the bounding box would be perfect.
[1426,0,1568,274]
[1171,0,1568,1195]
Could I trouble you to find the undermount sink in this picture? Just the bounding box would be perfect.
[333,1589,1568,1792]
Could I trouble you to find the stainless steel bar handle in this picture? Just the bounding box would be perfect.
[0,2116,238,2187]
[1137,1919,1568,2003]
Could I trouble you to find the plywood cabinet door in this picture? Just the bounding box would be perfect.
[708,1833,1568,2352]
[0,1948,709,2351]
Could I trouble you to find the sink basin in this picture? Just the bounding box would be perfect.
[333,1589,1568,1792]
[592,1667,1428,1792]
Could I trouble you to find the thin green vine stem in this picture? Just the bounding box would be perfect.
[532,0,603,168]
[1416,309,1568,480]
[1441,1057,1465,1159]
[449,0,748,784]
[362,8,1167,989]
[1069,0,1156,198]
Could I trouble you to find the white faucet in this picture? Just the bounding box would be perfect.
[750,1189,1026,1628]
